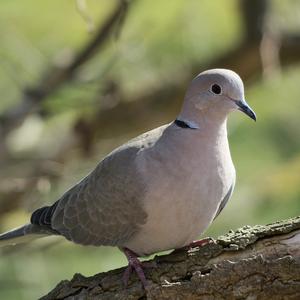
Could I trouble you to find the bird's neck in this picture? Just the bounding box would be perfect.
[177,109,228,138]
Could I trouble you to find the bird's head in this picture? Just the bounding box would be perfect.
[179,69,256,128]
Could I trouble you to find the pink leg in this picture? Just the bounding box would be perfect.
[122,247,148,288]
[172,237,214,255]
[188,237,214,249]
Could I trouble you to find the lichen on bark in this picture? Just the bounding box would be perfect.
[41,216,300,300]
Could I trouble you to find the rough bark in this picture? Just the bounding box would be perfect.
[41,216,300,300]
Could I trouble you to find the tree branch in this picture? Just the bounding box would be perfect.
[0,0,132,137]
[41,216,300,299]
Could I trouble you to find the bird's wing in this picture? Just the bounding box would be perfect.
[40,125,167,247]
[213,179,235,220]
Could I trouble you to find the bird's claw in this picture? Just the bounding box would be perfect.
[187,237,215,249]
[122,248,149,288]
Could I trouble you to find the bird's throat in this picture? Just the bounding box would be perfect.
[174,119,199,129]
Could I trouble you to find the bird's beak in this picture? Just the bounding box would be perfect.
[235,99,256,121]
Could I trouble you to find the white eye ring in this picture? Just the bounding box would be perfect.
[211,84,222,95]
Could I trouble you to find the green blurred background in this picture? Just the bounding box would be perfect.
[0,0,300,299]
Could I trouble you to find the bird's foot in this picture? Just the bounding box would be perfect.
[188,237,215,249]
[172,237,215,255]
[122,247,148,288]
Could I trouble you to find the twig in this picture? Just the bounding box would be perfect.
[0,0,132,138]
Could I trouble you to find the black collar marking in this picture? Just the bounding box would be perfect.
[174,119,196,129]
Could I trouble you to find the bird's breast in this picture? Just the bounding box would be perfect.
[124,137,235,256]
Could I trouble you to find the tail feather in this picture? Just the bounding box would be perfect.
[0,224,56,247]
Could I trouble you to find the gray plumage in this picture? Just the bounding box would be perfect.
[214,181,235,220]
[0,69,256,259]
[51,135,152,246]
[0,224,56,246]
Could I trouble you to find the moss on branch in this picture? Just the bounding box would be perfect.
[41,216,300,300]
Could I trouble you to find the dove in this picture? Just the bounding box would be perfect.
[0,69,256,288]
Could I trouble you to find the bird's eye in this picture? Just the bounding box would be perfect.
[211,84,222,95]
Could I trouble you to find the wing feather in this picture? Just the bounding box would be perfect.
[51,143,149,246]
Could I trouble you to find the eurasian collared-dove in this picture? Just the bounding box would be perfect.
[0,69,256,287]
